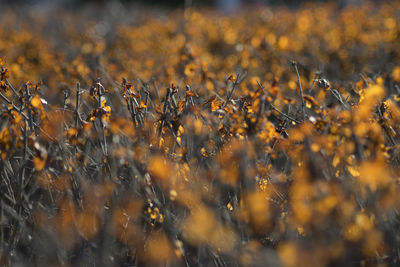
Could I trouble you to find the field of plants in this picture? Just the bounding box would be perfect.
[0,1,400,266]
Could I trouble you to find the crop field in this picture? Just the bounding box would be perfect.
[0,1,400,266]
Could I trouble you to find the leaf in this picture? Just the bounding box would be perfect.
[303,95,320,107]
[139,100,147,109]
[281,96,295,104]
[332,154,340,168]
[186,90,198,97]
[33,156,46,171]
[178,100,185,112]
[103,105,111,113]
[211,100,222,112]
[31,94,43,108]
[130,92,141,98]
[201,95,216,108]
[154,105,163,114]
[67,128,78,138]
[33,142,47,171]
[347,166,360,177]
[227,74,236,82]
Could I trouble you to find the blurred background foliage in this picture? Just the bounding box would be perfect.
[0,0,380,9]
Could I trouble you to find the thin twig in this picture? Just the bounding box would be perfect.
[24,83,35,134]
[97,81,108,156]
[359,73,369,88]
[152,79,160,102]
[307,71,321,94]
[158,87,171,137]
[330,88,349,110]
[166,122,181,148]
[170,88,179,116]
[75,82,81,129]
[144,84,150,118]
[394,84,400,95]
[5,79,19,97]
[270,103,301,124]
[0,199,3,249]
[185,85,195,107]
[377,104,397,146]
[256,80,265,93]
[292,61,306,120]
[223,72,245,108]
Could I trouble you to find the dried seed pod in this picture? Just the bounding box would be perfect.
[317,78,330,89]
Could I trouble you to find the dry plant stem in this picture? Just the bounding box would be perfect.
[129,97,138,125]
[252,81,266,127]
[5,79,19,96]
[212,90,225,102]
[22,86,30,166]
[265,119,289,166]
[395,84,400,94]
[10,97,30,250]
[270,103,300,124]
[75,82,81,129]
[223,73,241,108]
[97,82,108,156]
[167,122,181,148]
[152,79,160,102]
[24,83,35,134]
[292,61,306,120]
[377,105,397,146]
[134,98,144,125]
[360,73,369,88]
[0,199,4,250]
[307,71,321,94]
[19,122,28,198]
[62,89,70,141]
[121,79,135,126]
[3,172,16,204]
[5,199,26,250]
[0,91,12,105]
[255,93,265,126]
[170,90,179,116]
[256,80,265,93]
[158,87,171,137]
[128,100,137,126]
[330,88,349,110]
[73,83,82,157]
[144,87,149,118]
[185,85,195,107]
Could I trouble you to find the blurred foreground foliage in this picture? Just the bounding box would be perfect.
[1,1,400,266]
